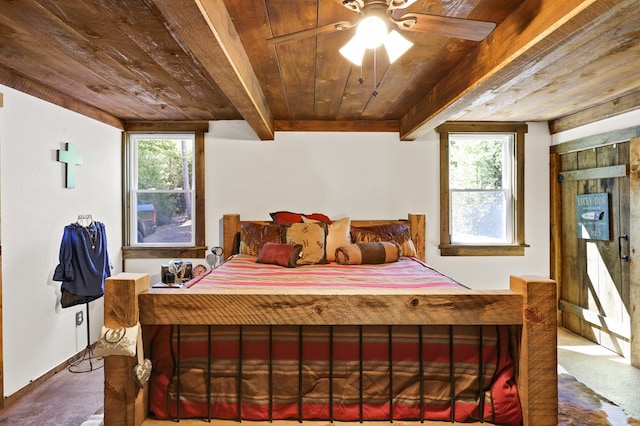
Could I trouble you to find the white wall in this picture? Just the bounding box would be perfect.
[197,120,551,290]
[126,120,552,288]
[0,85,122,396]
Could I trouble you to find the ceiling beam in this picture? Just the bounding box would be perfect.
[0,65,124,129]
[149,0,274,140]
[549,91,640,134]
[399,0,603,140]
[275,120,399,133]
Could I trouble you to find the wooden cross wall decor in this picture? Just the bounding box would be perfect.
[57,142,83,189]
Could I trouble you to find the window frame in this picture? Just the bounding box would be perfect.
[437,121,528,256]
[122,121,208,259]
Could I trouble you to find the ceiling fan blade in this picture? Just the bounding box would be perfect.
[266,21,355,46]
[393,13,496,41]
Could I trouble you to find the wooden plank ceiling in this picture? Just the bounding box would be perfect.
[0,0,638,140]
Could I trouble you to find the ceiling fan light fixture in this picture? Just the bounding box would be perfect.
[340,5,414,67]
[384,30,413,63]
[356,16,388,48]
[339,34,367,66]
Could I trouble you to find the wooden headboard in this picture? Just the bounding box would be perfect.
[222,213,426,262]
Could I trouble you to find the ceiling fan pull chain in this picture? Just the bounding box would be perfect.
[372,49,379,97]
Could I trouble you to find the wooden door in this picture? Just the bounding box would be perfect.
[552,136,632,358]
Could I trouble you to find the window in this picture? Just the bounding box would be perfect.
[122,122,208,259]
[437,122,528,256]
[130,134,195,244]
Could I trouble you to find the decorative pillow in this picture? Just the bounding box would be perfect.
[280,222,328,265]
[350,224,417,258]
[257,242,303,268]
[335,242,401,265]
[270,210,332,224]
[239,222,281,256]
[94,323,139,357]
[303,216,351,262]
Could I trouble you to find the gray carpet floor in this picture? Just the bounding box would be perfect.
[558,327,640,419]
[0,358,103,426]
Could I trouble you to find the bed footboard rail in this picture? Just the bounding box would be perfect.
[103,273,556,426]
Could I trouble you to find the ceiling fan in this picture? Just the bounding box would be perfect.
[266,0,496,65]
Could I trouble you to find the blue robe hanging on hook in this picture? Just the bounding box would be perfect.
[53,221,111,308]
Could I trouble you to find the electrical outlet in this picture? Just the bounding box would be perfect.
[75,311,83,326]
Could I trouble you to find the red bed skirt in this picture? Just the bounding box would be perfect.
[147,324,521,425]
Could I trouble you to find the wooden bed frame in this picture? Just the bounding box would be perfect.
[103,213,557,426]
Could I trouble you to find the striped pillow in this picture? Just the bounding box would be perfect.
[335,242,401,265]
[350,224,417,258]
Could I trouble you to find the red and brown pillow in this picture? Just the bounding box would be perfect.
[335,242,401,265]
[239,222,281,256]
[350,224,417,258]
[257,243,303,268]
[270,210,332,224]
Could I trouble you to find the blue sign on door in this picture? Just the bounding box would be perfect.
[576,193,610,240]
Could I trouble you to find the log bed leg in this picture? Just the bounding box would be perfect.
[104,273,150,426]
[510,275,557,426]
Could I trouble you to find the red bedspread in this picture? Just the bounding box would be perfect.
[185,254,466,291]
[147,256,521,424]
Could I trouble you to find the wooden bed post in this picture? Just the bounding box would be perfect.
[510,275,557,426]
[104,273,150,426]
[407,213,426,262]
[223,214,240,257]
